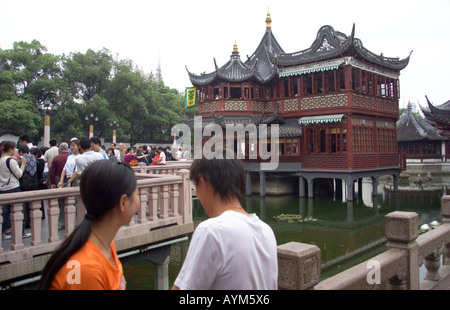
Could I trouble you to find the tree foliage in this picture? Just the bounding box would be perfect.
[0,40,197,145]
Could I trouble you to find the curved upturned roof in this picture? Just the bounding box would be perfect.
[421,96,450,127]
[186,44,264,86]
[186,13,285,87]
[186,18,411,87]
[397,102,446,142]
[270,24,411,71]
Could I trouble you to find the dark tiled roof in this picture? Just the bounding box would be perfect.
[421,96,450,126]
[244,28,284,83]
[397,103,447,142]
[186,25,284,86]
[182,111,302,138]
[270,24,410,71]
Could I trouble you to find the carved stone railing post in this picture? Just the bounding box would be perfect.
[424,251,442,281]
[30,200,43,246]
[64,195,76,238]
[138,162,147,174]
[10,203,24,250]
[169,183,179,219]
[176,169,192,224]
[441,196,450,225]
[159,185,169,219]
[137,187,148,224]
[277,242,321,290]
[47,198,60,243]
[148,187,159,222]
[441,196,450,266]
[385,211,420,290]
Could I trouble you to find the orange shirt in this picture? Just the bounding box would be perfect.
[50,240,126,290]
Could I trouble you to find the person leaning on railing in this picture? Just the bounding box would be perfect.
[0,141,28,240]
[38,160,140,290]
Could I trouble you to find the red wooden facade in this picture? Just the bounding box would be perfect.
[186,13,410,171]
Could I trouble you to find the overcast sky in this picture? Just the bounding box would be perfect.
[1,0,449,109]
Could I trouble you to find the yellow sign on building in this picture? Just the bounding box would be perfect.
[185,87,197,108]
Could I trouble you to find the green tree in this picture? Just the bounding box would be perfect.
[1,40,197,145]
[0,40,62,106]
[0,99,42,140]
[105,59,151,144]
[62,48,113,102]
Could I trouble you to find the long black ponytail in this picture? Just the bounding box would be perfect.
[38,160,137,290]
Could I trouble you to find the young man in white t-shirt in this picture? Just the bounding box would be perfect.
[172,150,278,290]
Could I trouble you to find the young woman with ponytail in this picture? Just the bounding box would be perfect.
[38,160,140,290]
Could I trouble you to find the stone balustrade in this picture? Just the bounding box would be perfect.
[278,195,450,290]
[0,168,194,284]
[132,161,193,175]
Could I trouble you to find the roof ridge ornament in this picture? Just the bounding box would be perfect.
[231,41,240,59]
[266,9,272,29]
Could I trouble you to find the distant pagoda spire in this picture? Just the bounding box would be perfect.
[155,53,163,83]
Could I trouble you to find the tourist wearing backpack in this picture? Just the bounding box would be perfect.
[0,141,29,240]
[18,145,39,231]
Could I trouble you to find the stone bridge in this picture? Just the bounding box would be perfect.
[0,162,194,287]
[280,196,450,290]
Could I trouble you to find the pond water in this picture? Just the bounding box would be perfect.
[123,177,446,290]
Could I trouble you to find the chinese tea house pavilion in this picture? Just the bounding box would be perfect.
[397,102,447,162]
[421,96,450,157]
[185,12,411,200]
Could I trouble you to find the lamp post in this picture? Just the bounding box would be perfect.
[109,120,120,144]
[37,99,57,148]
[85,113,98,138]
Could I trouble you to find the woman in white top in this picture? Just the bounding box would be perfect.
[58,139,81,188]
[0,141,27,240]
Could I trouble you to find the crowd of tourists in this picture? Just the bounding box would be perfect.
[0,135,185,240]
[1,134,278,291]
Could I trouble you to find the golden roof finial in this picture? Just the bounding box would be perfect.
[266,8,272,29]
[233,41,238,52]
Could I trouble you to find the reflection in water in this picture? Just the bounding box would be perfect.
[123,179,445,289]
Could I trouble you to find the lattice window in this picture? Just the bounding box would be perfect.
[305,126,346,154]
[377,128,397,152]
[353,126,375,152]
[285,138,299,154]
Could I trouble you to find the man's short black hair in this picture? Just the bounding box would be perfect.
[90,136,101,145]
[49,139,57,146]
[189,149,245,202]
[19,134,31,143]
[80,138,91,150]
[18,145,30,154]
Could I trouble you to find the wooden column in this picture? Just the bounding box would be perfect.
[344,66,352,91]
[347,114,354,169]
[322,72,326,93]
[334,71,338,91]
[300,75,304,97]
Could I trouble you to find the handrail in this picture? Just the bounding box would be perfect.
[278,195,450,290]
[0,169,193,266]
